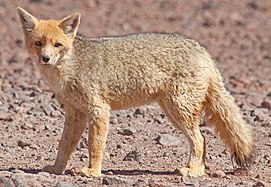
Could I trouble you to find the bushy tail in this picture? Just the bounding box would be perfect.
[204,70,253,167]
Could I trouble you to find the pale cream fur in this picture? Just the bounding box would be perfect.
[17,7,253,177]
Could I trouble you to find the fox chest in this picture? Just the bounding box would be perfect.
[55,84,89,112]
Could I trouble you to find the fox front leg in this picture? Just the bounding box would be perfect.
[80,107,110,177]
[42,105,87,174]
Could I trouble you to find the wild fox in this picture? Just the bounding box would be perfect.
[17,7,253,177]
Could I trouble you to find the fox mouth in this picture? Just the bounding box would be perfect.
[40,63,53,68]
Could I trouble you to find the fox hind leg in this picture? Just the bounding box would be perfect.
[159,94,206,177]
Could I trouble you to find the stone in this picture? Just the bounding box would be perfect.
[79,138,88,149]
[134,108,145,116]
[230,13,245,25]
[247,0,265,10]
[0,115,13,122]
[116,127,136,136]
[232,168,249,176]
[261,121,270,128]
[26,178,42,187]
[41,104,52,116]
[11,174,42,187]
[123,150,141,162]
[254,181,265,187]
[21,123,34,130]
[251,109,266,122]
[17,140,31,149]
[55,181,78,187]
[211,170,226,178]
[79,153,88,162]
[225,184,239,187]
[183,177,200,186]
[261,99,271,110]
[0,176,15,187]
[48,154,57,161]
[104,152,110,160]
[51,110,62,117]
[37,171,51,177]
[156,134,181,146]
[154,114,165,124]
[102,176,133,186]
[11,169,25,174]
[109,117,118,125]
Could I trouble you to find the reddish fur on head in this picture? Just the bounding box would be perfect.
[17,7,80,67]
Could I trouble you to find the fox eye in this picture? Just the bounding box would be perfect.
[54,43,62,47]
[35,41,42,47]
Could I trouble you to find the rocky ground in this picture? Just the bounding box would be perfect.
[0,0,271,186]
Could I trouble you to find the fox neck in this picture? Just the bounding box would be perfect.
[38,48,75,94]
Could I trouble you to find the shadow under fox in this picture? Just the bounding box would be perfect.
[17,7,253,177]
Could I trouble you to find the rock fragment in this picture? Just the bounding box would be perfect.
[55,181,78,187]
[116,127,136,136]
[156,134,181,146]
[123,150,141,161]
[102,176,133,186]
[17,140,31,149]
[0,176,14,187]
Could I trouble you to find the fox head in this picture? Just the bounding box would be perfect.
[17,7,80,68]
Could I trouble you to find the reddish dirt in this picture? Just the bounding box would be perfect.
[0,0,270,186]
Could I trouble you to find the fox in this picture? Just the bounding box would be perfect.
[17,7,253,177]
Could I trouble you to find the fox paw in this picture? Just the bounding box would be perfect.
[41,165,64,175]
[80,167,101,177]
[179,166,205,177]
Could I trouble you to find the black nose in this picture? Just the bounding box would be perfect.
[42,55,50,63]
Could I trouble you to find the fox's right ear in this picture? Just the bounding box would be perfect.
[17,7,38,33]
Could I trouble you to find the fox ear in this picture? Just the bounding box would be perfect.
[59,12,81,38]
[17,7,38,33]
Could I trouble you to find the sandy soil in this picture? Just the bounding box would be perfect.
[0,0,270,186]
